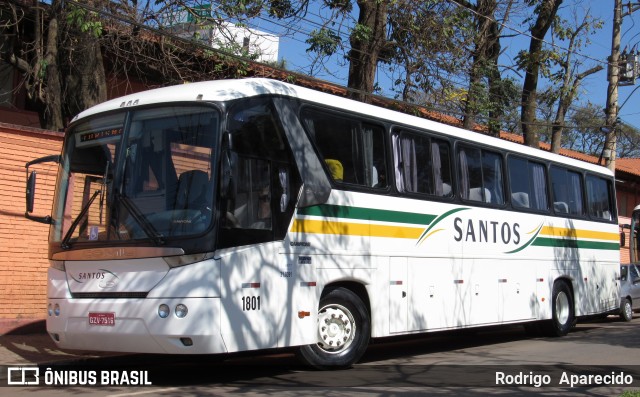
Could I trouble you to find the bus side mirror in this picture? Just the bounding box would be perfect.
[26,171,36,213]
[25,154,60,224]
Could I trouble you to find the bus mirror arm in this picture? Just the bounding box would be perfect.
[220,150,232,198]
[25,155,60,224]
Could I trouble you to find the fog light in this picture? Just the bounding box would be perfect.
[175,304,188,318]
[48,304,53,316]
[158,304,170,318]
[180,337,193,346]
[54,304,60,316]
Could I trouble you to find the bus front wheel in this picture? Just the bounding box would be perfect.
[546,280,575,337]
[298,287,370,369]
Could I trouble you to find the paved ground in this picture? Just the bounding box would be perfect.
[0,319,638,396]
[0,321,121,366]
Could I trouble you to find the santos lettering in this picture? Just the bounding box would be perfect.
[454,217,520,245]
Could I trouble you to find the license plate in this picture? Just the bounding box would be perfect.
[88,312,115,326]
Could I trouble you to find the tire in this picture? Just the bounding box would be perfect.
[298,287,370,369]
[545,280,575,337]
[620,298,633,322]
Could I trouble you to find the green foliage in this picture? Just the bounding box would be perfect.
[66,4,102,37]
[620,391,640,397]
[37,59,48,80]
[515,49,560,79]
[267,0,295,18]
[351,23,372,43]
[215,0,296,19]
[306,28,341,57]
[219,0,263,18]
[323,0,352,13]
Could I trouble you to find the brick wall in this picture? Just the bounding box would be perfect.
[0,123,62,328]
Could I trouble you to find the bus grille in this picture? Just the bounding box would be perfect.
[70,292,149,299]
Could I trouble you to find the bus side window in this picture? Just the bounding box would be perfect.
[302,108,386,189]
[457,145,503,204]
[508,156,548,211]
[550,166,584,216]
[392,131,452,197]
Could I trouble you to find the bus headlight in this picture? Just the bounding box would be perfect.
[48,304,53,316]
[175,304,188,318]
[158,304,170,319]
[53,304,60,316]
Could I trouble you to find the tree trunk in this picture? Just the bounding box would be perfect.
[73,31,108,114]
[463,0,497,132]
[521,0,562,148]
[347,0,389,103]
[43,0,64,131]
[550,65,602,153]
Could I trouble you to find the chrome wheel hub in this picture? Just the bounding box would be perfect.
[317,304,356,353]
[556,291,570,325]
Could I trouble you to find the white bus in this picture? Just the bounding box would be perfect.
[26,78,620,369]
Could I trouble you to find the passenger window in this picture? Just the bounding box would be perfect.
[393,131,453,197]
[586,174,615,221]
[302,109,387,189]
[550,166,584,216]
[457,145,504,204]
[508,156,548,211]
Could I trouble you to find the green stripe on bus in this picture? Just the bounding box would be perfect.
[297,204,436,225]
[532,237,620,251]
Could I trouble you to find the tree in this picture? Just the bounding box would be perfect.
[617,122,640,158]
[545,8,603,153]
[2,0,107,130]
[566,103,640,159]
[4,0,402,128]
[347,0,391,102]
[518,0,562,148]
[563,102,605,156]
[384,1,471,106]
[456,0,511,136]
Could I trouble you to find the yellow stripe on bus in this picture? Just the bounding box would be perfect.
[539,226,619,241]
[291,219,424,239]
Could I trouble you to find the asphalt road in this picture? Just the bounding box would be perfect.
[3,315,640,396]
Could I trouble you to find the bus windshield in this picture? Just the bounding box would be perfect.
[50,105,219,247]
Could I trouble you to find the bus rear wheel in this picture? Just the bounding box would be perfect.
[298,287,370,369]
[546,280,575,337]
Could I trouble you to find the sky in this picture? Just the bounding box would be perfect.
[253,1,640,132]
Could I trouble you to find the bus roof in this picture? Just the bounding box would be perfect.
[73,78,613,177]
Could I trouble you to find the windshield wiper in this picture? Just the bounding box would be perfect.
[99,161,108,224]
[61,190,101,250]
[115,192,165,246]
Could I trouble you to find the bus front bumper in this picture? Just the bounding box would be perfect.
[46,297,226,354]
